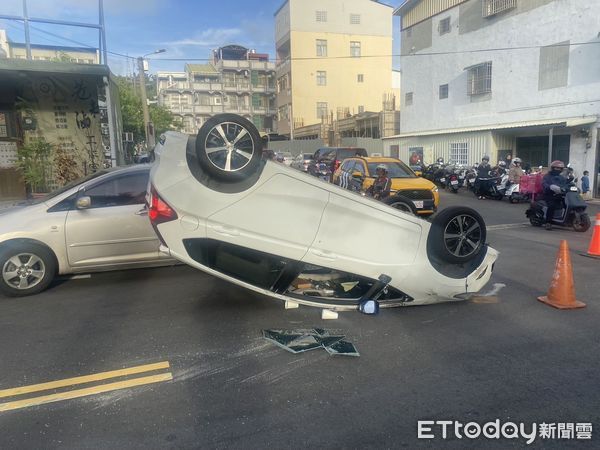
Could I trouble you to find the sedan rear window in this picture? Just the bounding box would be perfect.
[367,162,416,178]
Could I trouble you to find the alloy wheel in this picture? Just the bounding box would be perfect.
[203,122,256,172]
[443,214,483,258]
[2,253,46,290]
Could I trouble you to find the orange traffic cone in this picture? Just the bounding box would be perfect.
[583,213,600,259]
[538,240,586,309]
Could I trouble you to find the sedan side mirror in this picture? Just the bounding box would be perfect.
[76,196,91,210]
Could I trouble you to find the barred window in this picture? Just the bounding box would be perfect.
[316,102,328,119]
[466,61,492,96]
[405,92,413,106]
[482,0,517,18]
[316,39,328,57]
[450,143,469,165]
[439,84,449,99]
[439,17,451,35]
[350,14,361,25]
[316,71,327,86]
[350,41,361,58]
[316,10,327,22]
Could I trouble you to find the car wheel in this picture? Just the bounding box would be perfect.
[428,207,486,264]
[195,114,263,182]
[382,195,417,215]
[0,243,57,297]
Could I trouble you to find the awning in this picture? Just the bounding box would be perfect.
[383,116,599,140]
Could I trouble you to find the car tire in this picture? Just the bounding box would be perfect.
[428,207,486,264]
[195,114,263,182]
[382,195,418,215]
[0,242,57,297]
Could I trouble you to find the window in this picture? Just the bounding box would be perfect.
[405,92,413,106]
[341,160,355,172]
[466,61,492,95]
[358,105,365,113]
[539,41,569,90]
[350,41,361,57]
[449,143,469,165]
[84,173,148,208]
[357,74,364,83]
[316,10,327,22]
[316,71,327,86]
[439,17,451,35]
[316,39,328,57]
[482,0,517,18]
[439,84,449,99]
[350,14,361,25]
[316,102,328,119]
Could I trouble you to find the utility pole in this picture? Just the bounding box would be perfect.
[137,56,154,149]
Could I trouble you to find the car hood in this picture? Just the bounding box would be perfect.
[390,177,436,191]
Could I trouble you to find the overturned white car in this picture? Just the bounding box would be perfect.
[149,114,498,312]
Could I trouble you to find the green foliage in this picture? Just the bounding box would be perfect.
[52,51,73,63]
[17,139,52,193]
[116,77,180,145]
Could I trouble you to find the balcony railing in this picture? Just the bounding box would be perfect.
[482,0,517,17]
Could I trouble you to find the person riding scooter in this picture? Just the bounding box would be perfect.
[495,160,507,177]
[508,157,524,186]
[367,164,392,200]
[541,160,567,230]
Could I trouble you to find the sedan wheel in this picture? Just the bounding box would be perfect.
[0,243,56,297]
[427,207,487,264]
[382,195,417,216]
[195,114,263,182]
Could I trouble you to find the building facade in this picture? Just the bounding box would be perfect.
[156,45,276,135]
[0,30,99,64]
[274,0,396,137]
[384,0,600,197]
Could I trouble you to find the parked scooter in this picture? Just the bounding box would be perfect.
[504,180,529,203]
[475,175,503,200]
[317,162,331,181]
[526,183,591,232]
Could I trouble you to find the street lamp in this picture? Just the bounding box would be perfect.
[138,49,166,149]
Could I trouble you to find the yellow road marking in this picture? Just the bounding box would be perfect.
[0,361,170,399]
[0,373,173,412]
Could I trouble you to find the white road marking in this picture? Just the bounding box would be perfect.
[487,222,530,230]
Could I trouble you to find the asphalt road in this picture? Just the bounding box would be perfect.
[1,189,599,449]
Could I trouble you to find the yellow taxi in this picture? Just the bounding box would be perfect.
[332,157,440,216]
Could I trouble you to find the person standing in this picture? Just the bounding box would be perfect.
[541,160,567,230]
[475,155,492,199]
[581,170,591,200]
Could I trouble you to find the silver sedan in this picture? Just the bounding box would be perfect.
[0,165,174,297]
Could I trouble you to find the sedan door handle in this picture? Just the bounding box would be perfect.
[214,226,240,237]
[135,207,148,216]
[311,249,337,261]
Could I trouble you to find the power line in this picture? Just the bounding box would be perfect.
[146,40,600,61]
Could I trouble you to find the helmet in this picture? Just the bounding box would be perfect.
[437,157,444,163]
[482,155,490,161]
[513,157,522,164]
[550,160,565,169]
[376,164,388,173]
[498,161,506,167]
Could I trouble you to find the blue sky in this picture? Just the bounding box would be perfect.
[1,0,400,74]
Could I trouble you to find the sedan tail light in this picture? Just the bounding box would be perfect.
[148,186,178,225]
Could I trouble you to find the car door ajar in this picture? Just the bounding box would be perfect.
[65,170,163,268]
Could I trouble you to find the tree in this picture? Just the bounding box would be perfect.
[115,76,180,146]
[17,139,52,194]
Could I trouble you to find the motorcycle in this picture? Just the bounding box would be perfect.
[526,184,591,232]
[474,175,503,200]
[504,180,529,203]
[317,162,331,181]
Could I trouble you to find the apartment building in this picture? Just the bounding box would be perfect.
[156,45,276,135]
[385,0,600,197]
[274,0,395,137]
[0,29,99,64]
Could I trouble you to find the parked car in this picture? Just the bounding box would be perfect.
[275,151,294,165]
[148,114,497,312]
[307,147,368,182]
[290,153,315,172]
[0,165,175,297]
[332,157,440,216]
